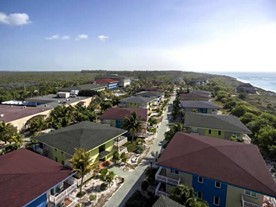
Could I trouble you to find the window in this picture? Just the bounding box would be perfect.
[198,176,203,183]
[171,169,179,174]
[218,131,221,136]
[61,160,64,165]
[209,129,212,134]
[245,190,257,197]
[213,196,220,206]
[197,191,202,199]
[55,157,58,162]
[215,181,221,188]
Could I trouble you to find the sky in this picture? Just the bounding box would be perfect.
[0,0,276,72]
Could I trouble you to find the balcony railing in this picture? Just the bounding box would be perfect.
[49,183,77,205]
[115,136,128,147]
[241,195,262,207]
[155,167,181,186]
[155,182,169,197]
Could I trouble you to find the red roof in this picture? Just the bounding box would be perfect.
[157,133,276,197]
[100,108,147,121]
[0,105,51,122]
[0,149,73,207]
[95,78,119,84]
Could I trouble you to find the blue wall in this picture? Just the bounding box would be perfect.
[192,175,227,207]
[25,193,47,207]
[108,82,118,89]
[116,119,122,128]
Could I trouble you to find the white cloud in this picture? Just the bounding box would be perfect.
[61,35,70,40]
[75,34,88,41]
[98,35,109,42]
[0,12,30,26]
[45,34,60,40]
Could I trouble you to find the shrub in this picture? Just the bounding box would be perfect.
[89,194,97,201]
[100,182,108,191]
[141,180,149,191]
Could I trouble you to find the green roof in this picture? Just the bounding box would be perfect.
[34,121,127,155]
[153,196,185,207]
[184,112,251,134]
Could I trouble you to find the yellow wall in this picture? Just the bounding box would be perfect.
[226,185,263,207]
[105,139,114,152]
[88,148,99,162]
[8,109,51,132]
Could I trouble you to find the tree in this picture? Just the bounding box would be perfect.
[0,122,20,144]
[169,184,209,207]
[165,122,184,143]
[27,116,47,135]
[69,148,94,196]
[122,112,142,143]
[257,126,276,159]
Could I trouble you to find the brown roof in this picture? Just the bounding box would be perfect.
[100,108,147,121]
[0,149,73,207]
[157,133,276,197]
[0,105,51,122]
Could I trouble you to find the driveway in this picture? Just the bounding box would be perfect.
[103,95,175,207]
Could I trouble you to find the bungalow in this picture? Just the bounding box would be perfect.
[236,83,257,94]
[179,92,211,101]
[180,100,221,114]
[118,96,156,111]
[95,78,119,89]
[184,112,251,140]
[100,107,148,137]
[135,90,164,104]
[0,148,76,207]
[155,133,276,207]
[33,121,127,164]
[189,79,209,86]
[0,104,51,132]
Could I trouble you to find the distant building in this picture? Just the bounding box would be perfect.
[184,112,251,140]
[179,92,211,101]
[236,83,257,94]
[189,79,209,86]
[155,132,276,207]
[0,104,51,131]
[118,96,157,111]
[58,83,106,95]
[26,94,91,108]
[135,90,164,104]
[100,107,148,137]
[98,74,131,87]
[180,100,221,114]
[33,121,127,163]
[95,78,120,89]
[0,148,75,207]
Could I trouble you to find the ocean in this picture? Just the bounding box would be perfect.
[211,72,276,93]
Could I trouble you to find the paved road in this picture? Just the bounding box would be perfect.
[103,95,175,207]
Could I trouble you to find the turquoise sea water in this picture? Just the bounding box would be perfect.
[211,72,276,92]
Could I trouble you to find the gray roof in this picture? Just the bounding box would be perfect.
[120,96,156,104]
[34,121,127,155]
[180,100,221,109]
[135,91,164,98]
[153,196,185,207]
[58,84,106,92]
[26,94,91,109]
[184,112,251,134]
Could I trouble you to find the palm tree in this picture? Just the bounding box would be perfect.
[69,148,94,196]
[169,184,209,207]
[122,112,142,143]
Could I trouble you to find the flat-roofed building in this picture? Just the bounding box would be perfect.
[0,104,51,131]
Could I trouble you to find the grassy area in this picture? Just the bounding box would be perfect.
[123,140,138,152]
